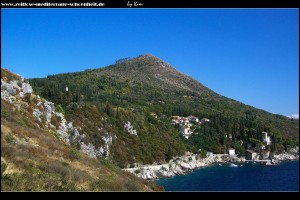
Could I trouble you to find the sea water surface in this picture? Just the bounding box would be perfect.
[155,161,299,191]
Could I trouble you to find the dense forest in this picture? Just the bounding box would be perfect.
[28,55,299,166]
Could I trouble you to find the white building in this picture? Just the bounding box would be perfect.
[206,152,213,157]
[180,125,193,139]
[228,148,235,158]
[246,150,257,160]
[180,126,190,134]
[181,118,189,126]
[226,133,232,141]
[262,132,271,145]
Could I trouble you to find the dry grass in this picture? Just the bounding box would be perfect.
[1,68,21,82]
[1,106,161,191]
[1,68,162,191]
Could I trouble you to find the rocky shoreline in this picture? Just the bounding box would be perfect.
[124,148,299,180]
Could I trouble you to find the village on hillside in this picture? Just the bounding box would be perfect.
[171,115,209,139]
[171,115,276,163]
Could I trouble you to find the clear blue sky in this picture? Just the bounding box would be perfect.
[1,9,299,117]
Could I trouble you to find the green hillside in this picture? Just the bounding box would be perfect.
[1,68,163,191]
[28,54,299,164]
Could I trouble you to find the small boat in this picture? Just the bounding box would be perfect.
[253,162,256,164]
[230,163,238,167]
[218,164,222,166]
[240,165,243,167]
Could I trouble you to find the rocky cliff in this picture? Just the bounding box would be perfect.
[1,69,113,159]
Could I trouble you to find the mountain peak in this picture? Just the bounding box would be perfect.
[134,54,165,63]
[100,54,210,93]
[132,54,173,69]
[138,54,156,58]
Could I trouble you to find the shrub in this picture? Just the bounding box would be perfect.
[46,161,70,178]
[1,109,10,119]
[99,158,115,170]
[1,162,7,177]
[5,134,15,144]
[23,93,32,103]
[17,81,22,88]
[16,119,27,127]
[32,96,40,105]
[40,115,47,125]
[27,106,34,114]
[125,179,140,191]
[37,105,44,112]
[276,144,285,154]
[51,115,62,129]
[161,166,168,171]
[129,163,135,168]
[61,161,69,166]
[1,166,80,191]
[55,104,65,114]
[199,150,207,159]
[68,148,81,160]
[90,176,124,191]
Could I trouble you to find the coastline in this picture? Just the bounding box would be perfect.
[155,159,299,191]
[123,147,299,180]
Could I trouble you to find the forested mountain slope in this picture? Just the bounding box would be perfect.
[28,54,298,164]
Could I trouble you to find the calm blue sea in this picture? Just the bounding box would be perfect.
[155,161,299,191]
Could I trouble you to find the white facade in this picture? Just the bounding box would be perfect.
[228,148,235,157]
[180,126,192,139]
[262,132,271,145]
[206,152,213,157]
[180,126,189,134]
